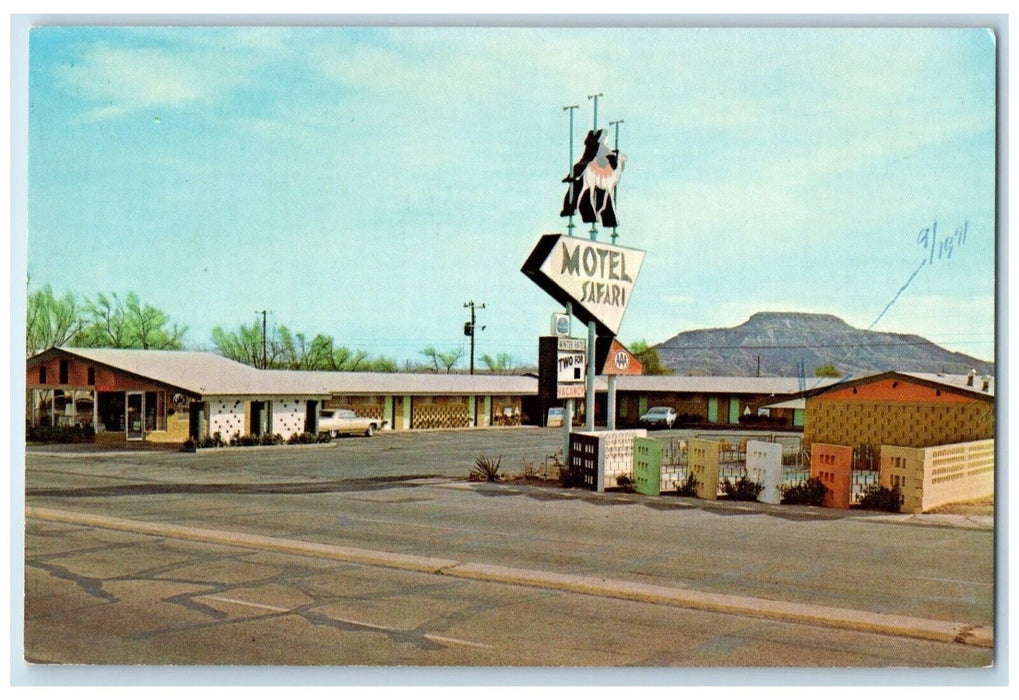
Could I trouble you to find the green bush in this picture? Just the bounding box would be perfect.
[616,474,635,491]
[287,431,320,445]
[470,455,502,482]
[26,424,95,443]
[858,484,902,512]
[780,477,828,506]
[675,472,699,497]
[721,475,764,501]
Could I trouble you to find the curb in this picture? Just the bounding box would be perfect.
[27,506,992,649]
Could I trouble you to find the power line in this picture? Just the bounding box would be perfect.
[658,339,993,351]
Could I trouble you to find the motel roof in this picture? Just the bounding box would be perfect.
[265,370,539,396]
[802,371,995,400]
[612,375,842,396]
[30,347,334,398]
[32,348,985,402]
[30,348,538,398]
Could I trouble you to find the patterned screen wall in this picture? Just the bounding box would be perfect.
[805,400,994,452]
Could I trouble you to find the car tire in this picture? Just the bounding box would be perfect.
[365,424,375,437]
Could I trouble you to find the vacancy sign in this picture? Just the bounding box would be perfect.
[521,233,645,336]
[557,337,586,398]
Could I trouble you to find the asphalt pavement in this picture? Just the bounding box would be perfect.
[20,428,998,672]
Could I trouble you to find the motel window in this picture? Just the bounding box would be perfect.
[39,366,47,384]
[59,360,69,384]
[145,391,164,431]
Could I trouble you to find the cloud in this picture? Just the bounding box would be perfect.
[53,35,268,120]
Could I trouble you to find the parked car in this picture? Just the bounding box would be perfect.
[318,409,386,438]
[639,406,677,429]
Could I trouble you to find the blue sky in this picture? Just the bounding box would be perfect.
[22,25,998,366]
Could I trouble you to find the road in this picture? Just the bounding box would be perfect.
[21,428,996,671]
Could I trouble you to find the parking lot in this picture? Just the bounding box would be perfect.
[21,427,996,671]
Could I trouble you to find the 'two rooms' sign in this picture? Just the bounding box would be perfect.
[521,233,645,336]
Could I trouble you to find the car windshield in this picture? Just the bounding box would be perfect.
[320,411,334,418]
[647,407,671,414]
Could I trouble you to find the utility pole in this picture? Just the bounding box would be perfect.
[463,300,486,375]
[256,310,267,369]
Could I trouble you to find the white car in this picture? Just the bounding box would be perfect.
[318,409,385,438]
[639,406,677,429]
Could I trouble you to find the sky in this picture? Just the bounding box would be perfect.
[20,23,998,367]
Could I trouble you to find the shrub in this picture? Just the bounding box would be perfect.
[616,474,635,491]
[781,477,828,506]
[721,475,764,501]
[519,458,539,480]
[181,438,196,452]
[26,424,95,443]
[287,431,319,445]
[858,484,902,512]
[675,472,699,497]
[470,455,502,482]
[557,457,587,488]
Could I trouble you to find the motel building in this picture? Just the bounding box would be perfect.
[802,371,995,513]
[26,347,843,446]
[25,347,539,445]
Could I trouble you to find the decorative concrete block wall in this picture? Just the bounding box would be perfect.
[568,430,647,491]
[326,395,385,421]
[209,399,246,440]
[599,429,647,489]
[411,396,470,429]
[568,432,600,490]
[805,399,994,453]
[810,443,853,509]
[746,440,783,505]
[881,439,994,514]
[272,399,307,440]
[632,437,662,497]
[688,438,720,500]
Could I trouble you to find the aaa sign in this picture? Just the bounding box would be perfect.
[522,233,645,336]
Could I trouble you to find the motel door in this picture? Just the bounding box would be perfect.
[707,398,719,424]
[126,392,144,440]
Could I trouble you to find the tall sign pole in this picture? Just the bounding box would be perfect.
[561,105,580,457]
[563,105,579,237]
[585,93,603,431]
[608,119,624,245]
[586,93,602,243]
[526,95,641,468]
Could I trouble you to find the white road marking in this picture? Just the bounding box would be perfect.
[200,595,291,613]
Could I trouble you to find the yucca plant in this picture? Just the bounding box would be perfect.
[470,455,502,482]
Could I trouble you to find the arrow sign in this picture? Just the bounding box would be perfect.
[521,233,645,336]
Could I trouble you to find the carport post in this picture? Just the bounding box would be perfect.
[586,320,596,431]
[607,375,617,430]
[562,399,573,466]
